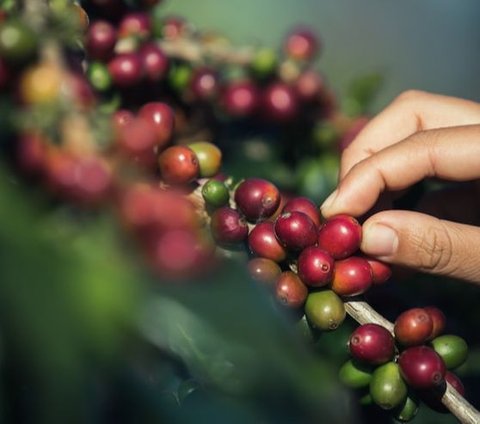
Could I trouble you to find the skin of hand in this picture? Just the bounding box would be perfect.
[320,90,480,283]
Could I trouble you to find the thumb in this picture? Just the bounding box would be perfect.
[360,210,480,283]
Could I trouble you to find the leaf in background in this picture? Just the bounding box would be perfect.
[344,72,384,116]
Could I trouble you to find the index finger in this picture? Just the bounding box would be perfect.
[322,124,480,218]
[340,91,480,179]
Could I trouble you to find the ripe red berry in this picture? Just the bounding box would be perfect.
[160,16,187,39]
[262,82,298,123]
[118,12,151,39]
[317,214,362,259]
[116,117,157,158]
[297,246,334,287]
[248,221,287,262]
[282,196,321,227]
[284,28,319,61]
[424,306,446,340]
[190,67,219,101]
[419,371,465,413]
[365,257,392,285]
[394,308,433,346]
[348,324,395,365]
[108,53,143,87]
[158,145,199,185]
[234,178,281,222]
[331,256,372,297]
[247,257,281,287]
[294,69,325,103]
[138,102,174,148]
[210,206,248,246]
[274,211,317,251]
[16,133,48,176]
[275,271,308,308]
[86,20,117,61]
[222,81,259,117]
[139,43,169,82]
[112,109,135,132]
[399,346,446,389]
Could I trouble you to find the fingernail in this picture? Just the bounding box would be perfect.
[362,223,399,257]
[321,189,338,212]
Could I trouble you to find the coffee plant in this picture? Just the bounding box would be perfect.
[0,1,478,423]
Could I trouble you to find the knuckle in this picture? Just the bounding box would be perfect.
[394,89,428,105]
[408,220,455,274]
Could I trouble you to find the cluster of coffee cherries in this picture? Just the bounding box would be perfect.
[340,307,468,421]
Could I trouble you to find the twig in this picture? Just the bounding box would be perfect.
[344,299,480,424]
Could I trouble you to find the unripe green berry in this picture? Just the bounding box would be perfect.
[202,179,230,208]
[431,334,468,370]
[304,290,345,331]
[369,362,407,410]
[338,359,373,389]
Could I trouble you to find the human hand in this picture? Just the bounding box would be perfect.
[320,90,480,282]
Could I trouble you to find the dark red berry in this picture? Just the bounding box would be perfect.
[331,256,372,297]
[424,306,446,340]
[138,102,174,148]
[419,371,465,413]
[275,271,308,308]
[112,109,135,132]
[16,133,48,176]
[274,211,317,251]
[248,221,287,262]
[297,246,334,287]
[394,308,433,346]
[210,206,248,246]
[0,58,9,89]
[399,346,446,389]
[108,53,143,87]
[158,145,199,185]
[282,196,321,227]
[284,28,319,61]
[247,257,281,287]
[365,257,392,285]
[262,82,298,123]
[139,43,169,82]
[234,178,281,222]
[190,67,219,101]
[295,69,325,102]
[118,12,151,39]
[86,20,117,61]
[222,81,259,117]
[317,214,362,259]
[348,324,395,365]
[161,16,187,39]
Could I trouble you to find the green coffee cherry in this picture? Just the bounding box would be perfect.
[250,48,277,78]
[189,141,222,177]
[0,19,37,63]
[202,179,230,208]
[87,62,112,92]
[304,290,345,331]
[369,362,407,410]
[394,395,419,422]
[431,334,468,369]
[339,359,373,389]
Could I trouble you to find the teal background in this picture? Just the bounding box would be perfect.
[161,0,480,111]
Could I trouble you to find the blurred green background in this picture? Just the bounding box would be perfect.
[162,0,480,110]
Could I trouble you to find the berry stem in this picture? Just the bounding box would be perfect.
[344,298,479,424]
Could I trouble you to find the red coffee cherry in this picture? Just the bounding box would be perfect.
[274,211,317,252]
[234,178,281,222]
[248,221,287,262]
[394,308,433,346]
[247,257,281,287]
[399,346,446,389]
[284,27,319,61]
[317,215,362,259]
[118,12,151,39]
[158,145,199,185]
[116,117,157,162]
[210,206,248,246]
[365,257,392,285]
[262,82,299,123]
[16,132,48,176]
[139,43,169,82]
[275,271,308,308]
[348,324,395,365]
[424,306,446,340]
[297,246,334,287]
[294,69,325,103]
[112,109,134,131]
[108,53,143,87]
[138,102,174,148]
[222,81,259,117]
[86,20,117,61]
[190,67,219,101]
[282,196,321,227]
[419,371,465,413]
[331,256,372,297]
